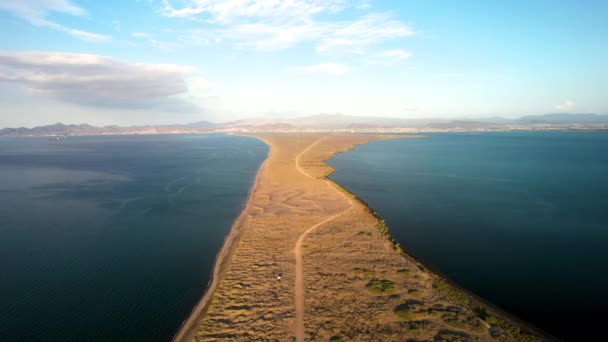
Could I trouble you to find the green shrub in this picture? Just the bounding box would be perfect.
[394,305,415,321]
[366,279,396,294]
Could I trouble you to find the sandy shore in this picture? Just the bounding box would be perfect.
[174,133,548,342]
[172,143,270,342]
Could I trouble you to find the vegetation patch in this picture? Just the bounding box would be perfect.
[431,279,543,340]
[366,279,396,294]
[473,306,499,325]
[408,289,421,297]
[444,317,468,329]
[377,219,390,236]
[394,304,416,321]
[375,219,424,264]
[323,321,336,330]
[443,313,480,330]
[403,320,430,333]
[432,279,470,306]
[434,329,470,342]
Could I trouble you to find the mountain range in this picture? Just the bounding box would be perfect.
[1,114,607,137]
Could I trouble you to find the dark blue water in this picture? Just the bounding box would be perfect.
[329,132,608,341]
[0,134,267,341]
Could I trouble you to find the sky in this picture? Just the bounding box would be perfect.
[0,0,607,127]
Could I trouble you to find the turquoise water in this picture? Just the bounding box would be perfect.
[0,134,267,341]
[329,132,608,340]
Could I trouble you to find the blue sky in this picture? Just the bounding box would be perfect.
[0,0,606,127]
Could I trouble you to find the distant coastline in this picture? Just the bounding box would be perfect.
[2,113,608,137]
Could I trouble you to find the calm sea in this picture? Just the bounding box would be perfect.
[329,131,608,340]
[0,134,267,341]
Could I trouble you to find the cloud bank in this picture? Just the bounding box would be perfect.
[161,0,413,58]
[0,51,202,111]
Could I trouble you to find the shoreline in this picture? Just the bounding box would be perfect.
[174,133,551,341]
[319,138,556,340]
[305,135,555,339]
[171,136,271,342]
[172,134,379,341]
[325,176,556,341]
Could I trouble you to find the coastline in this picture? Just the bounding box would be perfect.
[172,136,271,342]
[319,136,556,340]
[174,133,550,341]
[304,134,554,339]
[173,134,388,341]
[326,176,556,342]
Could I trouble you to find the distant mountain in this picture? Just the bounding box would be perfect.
[232,113,449,129]
[0,122,218,137]
[423,120,505,130]
[1,113,607,137]
[286,114,407,128]
[183,120,216,128]
[519,113,608,124]
[0,123,102,136]
[278,113,607,129]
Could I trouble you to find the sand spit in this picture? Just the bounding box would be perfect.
[175,133,550,342]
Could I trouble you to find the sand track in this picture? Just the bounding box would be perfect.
[293,138,354,342]
[175,133,549,342]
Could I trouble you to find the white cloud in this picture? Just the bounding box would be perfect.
[0,0,85,17]
[160,0,346,22]
[0,0,110,42]
[218,13,412,53]
[160,1,413,55]
[555,100,576,111]
[222,21,324,51]
[316,14,413,55]
[291,63,350,75]
[40,20,110,43]
[0,51,202,110]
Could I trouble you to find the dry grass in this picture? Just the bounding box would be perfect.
[176,133,548,342]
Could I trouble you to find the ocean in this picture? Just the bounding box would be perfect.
[0,134,267,341]
[328,131,608,340]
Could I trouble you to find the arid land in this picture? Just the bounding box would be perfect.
[175,133,549,342]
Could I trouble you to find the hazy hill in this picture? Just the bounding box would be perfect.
[0,123,103,136]
[0,122,216,136]
[519,113,608,124]
[1,113,606,136]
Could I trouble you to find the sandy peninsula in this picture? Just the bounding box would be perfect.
[174,133,548,342]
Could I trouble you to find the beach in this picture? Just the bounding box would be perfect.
[174,133,547,341]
